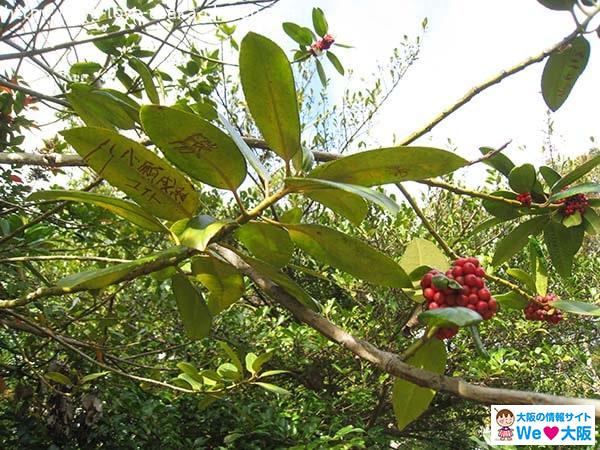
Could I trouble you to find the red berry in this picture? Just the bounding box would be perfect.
[423,288,435,301]
[488,299,498,312]
[457,295,468,306]
[455,276,465,285]
[433,292,445,304]
[467,257,480,267]
[465,274,478,286]
[476,301,489,314]
[455,258,468,266]
[463,262,476,275]
[468,294,479,305]
[453,266,464,277]
[478,289,491,301]
[446,295,456,306]
[475,267,486,277]
[420,273,433,289]
[474,277,484,289]
[429,302,440,310]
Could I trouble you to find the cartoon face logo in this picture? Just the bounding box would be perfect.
[497,410,515,427]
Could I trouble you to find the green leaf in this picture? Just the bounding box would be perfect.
[57,246,186,290]
[508,164,536,193]
[218,341,244,375]
[285,223,412,288]
[80,371,110,384]
[280,207,303,224]
[191,255,244,315]
[282,22,314,46]
[583,208,600,235]
[176,373,203,391]
[252,350,274,374]
[70,61,102,75]
[217,111,269,183]
[541,35,590,111]
[61,127,198,221]
[326,51,344,75]
[419,306,482,328]
[129,57,159,103]
[27,190,164,232]
[312,7,328,36]
[286,177,399,215]
[550,299,600,316]
[548,183,600,202]
[46,372,73,386]
[482,191,520,220]
[66,83,136,130]
[562,211,582,228]
[309,147,468,186]
[241,255,320,311]
[245,353,258,374]
[217,362,241,380]
[171,273,211,340]
[537,0,575,10]
[240,32,300,162]
[539,166,561,188]
[315,58,327,87]
[254,382,290,396]
[469,325,489,360]
[259,369,290,378]
[392,340,446,431]
[305,189,368,226]
[140,105,247,190]
[400,239,450,275]
[479,146,514,177]
[492,216,549,266]
[529,242,549,296]
[179,215,230,251]
[543,221,583,278]
[506,268,536,292]
[236,221,293,268]
[552,154,600,192]
[470,217,504,236]
[495,291,528,310]
[176,362,202,382]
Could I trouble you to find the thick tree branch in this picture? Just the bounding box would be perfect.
[211,244,600,417]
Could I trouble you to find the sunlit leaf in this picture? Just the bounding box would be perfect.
[550,299,600,316]
[312,7,328,36]
[552,154,600,192]
[400,239,450,275]
[129,57,159,103]
[236,221,293,268]
[191,255,244,315]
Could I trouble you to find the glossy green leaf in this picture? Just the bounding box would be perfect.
[70,61,102,75]
[479,146,514,177]
[482,191,520,220]
[541,36,589,111]
[57,246,186,291]
[280,207,303,224]
[80,371,110,384]
[285,223,411,288]
[419,306,482,328]
[539,166,561,188]
[495,291,528,310]
[46,372,73,386]
[218,341,244,375]
[548,183,600,202]
[129,57,159,103]
[282,22,314,46]
[27,190,164,232]
[400,239,450,275]
[242,255,320,311]
[217,111,269,183]
[306,189,368,226]
[543,221,583,278]
[259,370,289,378]
[191,255,244,315]
[236,221,293,268]
[508,164,536,193]
[537,0,575,10]
[312,7,328,36]
[240,32,300,162]
[66,83,136,130]
[492,216,549,266]
[286,177,399,214]
[177,362,202,380]
[309,147,468,186]
[552,154,600,192]
[254,382,290,396]
[140,105,247,190]
[550,299,600,316]
[583,208,600,235]
[217,362,241,380]
[392,340,446,431]
[506,268,536,292]
[252,350,273,374]
[61,127,198,221]
[315,58,327,86]
[179,215,231,251]
[562,211,582,228]
[326,51,344,75]
[171,273,211,340]
[245,353,258,374]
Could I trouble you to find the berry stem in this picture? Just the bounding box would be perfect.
[484,272,535,302]
[396,183,459,260]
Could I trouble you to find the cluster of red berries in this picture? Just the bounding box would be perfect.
[559,194,589,217]
[310,34,335,55]
[421,257,498,340]
[516,192,532,207]
[523,294,563,324]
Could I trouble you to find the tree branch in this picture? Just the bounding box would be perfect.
[211,244,600,417]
